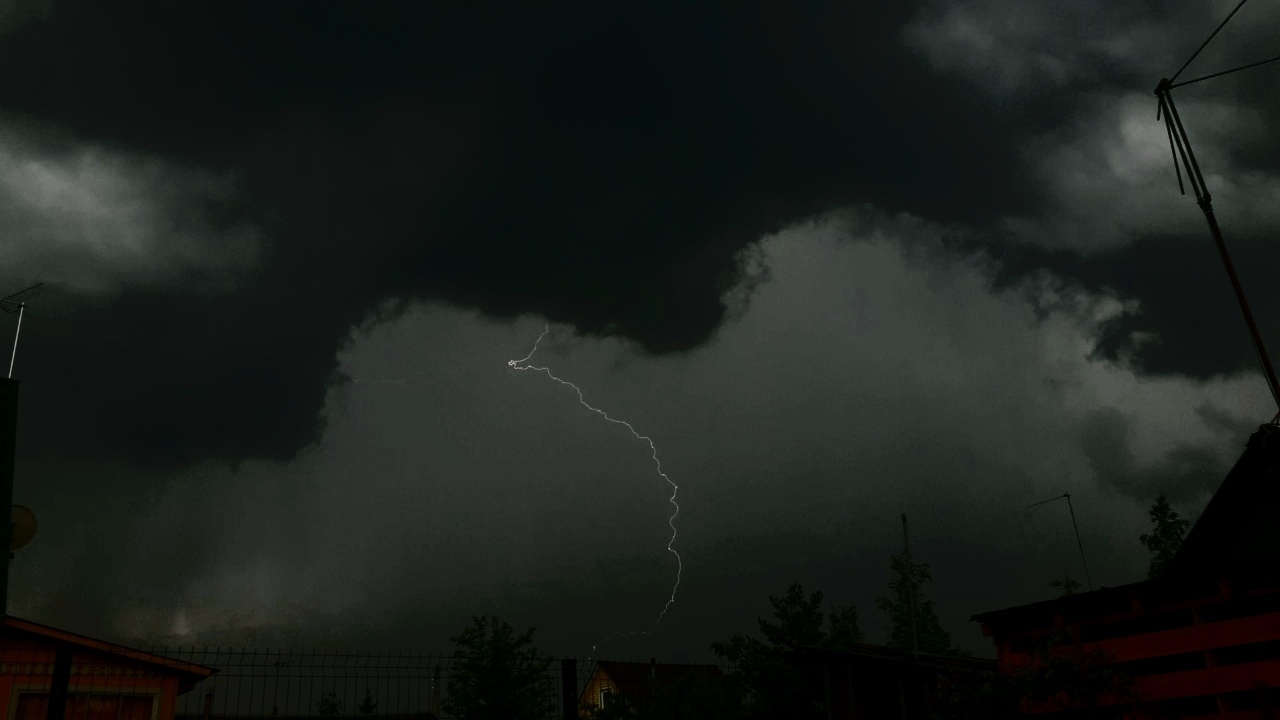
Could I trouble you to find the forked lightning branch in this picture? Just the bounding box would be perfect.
[508,324,682,649]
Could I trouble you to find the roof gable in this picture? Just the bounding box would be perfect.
[1168,423,1280,574]
[1,615,216,681]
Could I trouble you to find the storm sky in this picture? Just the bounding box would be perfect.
[2,1,1279,660]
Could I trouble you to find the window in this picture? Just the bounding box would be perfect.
[600,689,614,708]
[13,693,155,720]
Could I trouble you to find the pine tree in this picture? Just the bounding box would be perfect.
[358,688,377,716]
[443,616,554,720]
[1139,494,1190,579]
[317,689,344,717]
[710,582,865,719]
[757,583,825,647]
[824,603,865,648]
[875,552,965,656]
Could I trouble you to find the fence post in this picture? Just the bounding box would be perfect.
[561,659,577,720]
[203,689,213,720]
[47,647,72,720]
[431,666,442,716]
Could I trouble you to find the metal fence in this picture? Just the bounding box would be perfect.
[162,649,447,720]
[0,642,736,720]
[150,648,734,720]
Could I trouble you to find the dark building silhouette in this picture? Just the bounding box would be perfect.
[787,643,996,720]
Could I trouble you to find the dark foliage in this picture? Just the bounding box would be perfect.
[710,582,865,720]
[357,687,377,716]
[1140,494,1189,579]
[876,552,969,657]
[443,616,554,720]
[1048,567,1083,597]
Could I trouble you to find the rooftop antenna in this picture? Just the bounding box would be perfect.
[1154,0,1280,424]
[1028,492,1093,591]
[1,283,43,379]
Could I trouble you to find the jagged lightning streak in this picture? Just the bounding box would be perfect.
[508,324,682,653]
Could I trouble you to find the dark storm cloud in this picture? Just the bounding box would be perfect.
[9,207,1267,656]
[904,0,1280,385]
[1079,405,1237,504]
[0,1,1039,470]
[947,224,1280,384]
[6,0,1279,661]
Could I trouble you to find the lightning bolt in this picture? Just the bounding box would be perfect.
[508,324,682,655]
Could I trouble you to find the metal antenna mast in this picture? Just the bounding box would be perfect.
[1029,491,1093,591]
[0,282,41,616]
[1,283,43,379]
[1155,0,1280,422]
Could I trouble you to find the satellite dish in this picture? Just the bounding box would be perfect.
[11,505,36,551]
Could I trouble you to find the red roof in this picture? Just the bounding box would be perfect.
[1,615,217,684]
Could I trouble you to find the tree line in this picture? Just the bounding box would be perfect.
[418,494,1191,719]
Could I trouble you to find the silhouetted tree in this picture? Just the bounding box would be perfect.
[1048,566,1082,597]
[1139,494,1189,578]
[710,582,864,720]
[824,602,865,648]
[443,616,554,720]
[317,689,344,717]
[758,582,824,647]
[876,553,968,656]
[358,687,377,716]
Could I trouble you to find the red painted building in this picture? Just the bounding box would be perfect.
[972,422,1280,718]
[0,616,215,720]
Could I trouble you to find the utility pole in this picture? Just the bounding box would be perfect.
[901,513,919,655]
[1029,492,1093,591]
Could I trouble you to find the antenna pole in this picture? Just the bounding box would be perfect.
[8,304,23,379]
[901,513,919,655]
[1028,492,1093,591]
[0,379,17,616]
[1063,493,1093,591]
[1157,80,1280,414]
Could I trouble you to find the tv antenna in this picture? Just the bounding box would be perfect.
[1154,0,1280,423]
[1028,491,1093,591]
[1,283,43,379]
